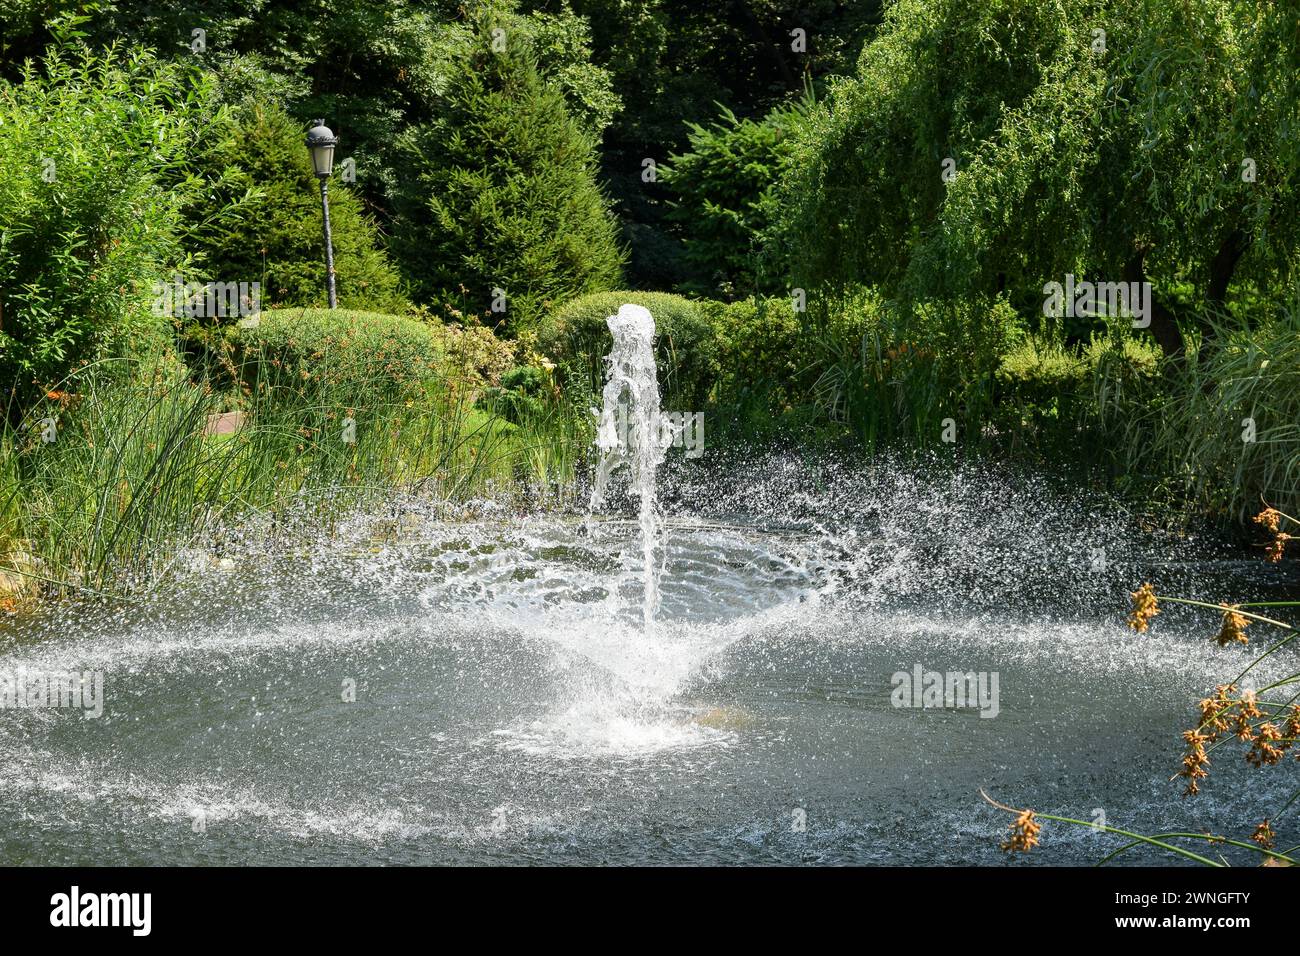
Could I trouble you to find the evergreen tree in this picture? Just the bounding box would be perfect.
[663,94,811,300]
[187,100,407,314]
[390,3,624,331]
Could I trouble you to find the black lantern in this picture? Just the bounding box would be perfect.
[305,120,339,308]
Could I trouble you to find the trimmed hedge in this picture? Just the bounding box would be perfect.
[535,291,719,408]
[699,296,817,411]
[238,308,445,412]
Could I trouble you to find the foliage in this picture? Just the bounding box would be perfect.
[545,0,878,148]
[390,3,624,328]
[0,343,585,596]
[700,290,1028,450]
[700,295,818,416]
[236,308,445,413]
[535,290,717,408]
[184,99,408,314]
[540,0,881,288]
[814,293,1024,450]
[414,310,521,391]
[478,364,554,426]
[1,0,1296,541]
[663,93,811,299]
[0,45,199,404]
[1095,306,1300,523]
[994,334,1160,462]
[772,0,1300,360]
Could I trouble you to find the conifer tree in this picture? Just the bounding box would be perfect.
[390,3,624,331]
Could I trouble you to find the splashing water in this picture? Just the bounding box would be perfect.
[1,428,1298,863]
[589,304,673,633]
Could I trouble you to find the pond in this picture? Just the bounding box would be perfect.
[1,455,1295,865]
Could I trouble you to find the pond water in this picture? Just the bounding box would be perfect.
[1,456,1296,865]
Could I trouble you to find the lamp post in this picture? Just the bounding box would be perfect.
[305,120,339,309]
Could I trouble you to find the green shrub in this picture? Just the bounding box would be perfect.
[238,308,445,414]
[865,295,1023,442]
[185,100,408,315]
[535,291,718,409]
[999,335,1159,405]
[707,290,1021,449]
[700,296,817,412]
[0,46,195,403]
[992,336,1092,459]
[389,3,624,329]
[997,337,1089,398]
[478,364,552,425]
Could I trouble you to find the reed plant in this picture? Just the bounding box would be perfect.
[986,506,1300,865]
[1092,306,1300,524]
[0,347,589,600]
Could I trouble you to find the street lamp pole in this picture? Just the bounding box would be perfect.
[319,177,337,309]
[305,120,339,309]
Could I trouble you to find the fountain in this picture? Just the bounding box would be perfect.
[1,450,1296,865]
[1,311,1295,863]
[589,304,675,633]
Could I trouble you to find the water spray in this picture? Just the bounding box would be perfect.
[589,304,674,633]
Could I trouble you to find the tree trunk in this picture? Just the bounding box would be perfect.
[1123,250,1184,361]
[1198,226,1250,370]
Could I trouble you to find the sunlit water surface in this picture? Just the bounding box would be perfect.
[1,456,1296,865]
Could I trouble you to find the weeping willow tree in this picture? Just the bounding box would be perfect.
[771,0,1300,361]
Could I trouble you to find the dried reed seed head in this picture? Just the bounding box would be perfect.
[1283,705,1300,740]
[1000,809,1041,853]
[1254,507,1283,533]
[1128,582,1160,633]
[1214,604,1250,647]
[1247,723,1286,767]
[1252,819,1275,850]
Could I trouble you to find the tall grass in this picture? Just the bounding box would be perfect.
[0,351,589,598]
[800,293,1024,454]
[790,287,1300,525]
[1094,308,1300,524]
